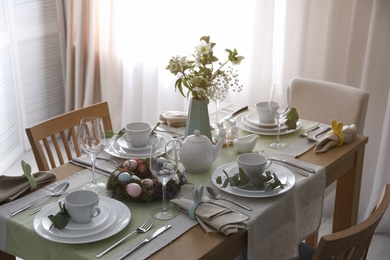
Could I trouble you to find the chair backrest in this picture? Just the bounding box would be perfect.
[313,184,390,260]
[290,77,369,133]
[25,102,112,171]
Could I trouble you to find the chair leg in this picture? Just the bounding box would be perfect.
[305,231,318,247]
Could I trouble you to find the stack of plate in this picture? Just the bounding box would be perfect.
[211,163,295,198]
[236,112,302,135]
[33,197,131,244]
[104,132,174,159]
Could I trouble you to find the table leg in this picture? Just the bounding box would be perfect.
[0,250,16,260]
[333,147,364,232]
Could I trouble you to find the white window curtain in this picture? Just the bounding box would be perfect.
[66,0,390,235]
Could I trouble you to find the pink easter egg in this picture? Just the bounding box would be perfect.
[126,183,142,197]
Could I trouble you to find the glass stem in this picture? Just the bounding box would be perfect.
[90,155,97,184]
[161,183,167,212]
[276,117,281,144]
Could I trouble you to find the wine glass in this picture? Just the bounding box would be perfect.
[268,84,291,149]
[209,83,229,127]
[149,140,179,220]
[78,117,107,192]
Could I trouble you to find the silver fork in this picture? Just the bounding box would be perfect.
[300,125,320,137]
[96,216,156,258]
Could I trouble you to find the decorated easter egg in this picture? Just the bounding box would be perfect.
[131,175,141,181]
[123,159,138,171]
[117,171,131,182]
[126,183,142,197]
[157,157,168,167]
[141,178,154,187]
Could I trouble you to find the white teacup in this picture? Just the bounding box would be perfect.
[237,153,272,185]
[125,121,152,147]
[255,101,279,124]
[64,190,101,224]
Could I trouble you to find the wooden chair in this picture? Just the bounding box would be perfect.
[25,102,112,171]
[290,77,369,133]
[299,183,390,260]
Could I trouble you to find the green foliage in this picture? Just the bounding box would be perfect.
[217,168,283,191]
[166,36,244,100]
[48,201,70,230]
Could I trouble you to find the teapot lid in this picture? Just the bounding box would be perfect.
[187,130,208,143]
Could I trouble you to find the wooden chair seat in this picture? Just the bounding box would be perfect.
[25,102,112,171]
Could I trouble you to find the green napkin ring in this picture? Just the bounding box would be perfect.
[189,185,204,220]
[22,160,37,190]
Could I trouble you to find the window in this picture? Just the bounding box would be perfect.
[0,0,65,172]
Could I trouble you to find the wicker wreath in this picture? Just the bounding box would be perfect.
[106,158,188,202]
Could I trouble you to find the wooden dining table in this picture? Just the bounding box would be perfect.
[1,128,368,260]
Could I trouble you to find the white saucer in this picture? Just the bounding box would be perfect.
[117,135,161,151]
[245,112,278,127]
[237,113,302,135]
[211,162,295,198]
[34,196,131,244]
[42,205,117,238]
[104,132,173,159]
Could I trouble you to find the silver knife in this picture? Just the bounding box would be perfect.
[70,158,113,175]
[218,106,248,123]
[269,158,315,174]
[117,225,172,260]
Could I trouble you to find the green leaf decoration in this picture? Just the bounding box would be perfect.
[217,168,284,192]
[105,130,114,139]
[286,107,299,129]
[21,160,31,176]
[151,122,161,136]
[48,201,70,230]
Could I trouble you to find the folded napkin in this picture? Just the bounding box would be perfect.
[315,120,357,153]
[171,185,248,236]
[0,171,56,204]
[159,111,187,127]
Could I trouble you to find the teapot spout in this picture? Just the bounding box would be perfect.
[213,138,225,161]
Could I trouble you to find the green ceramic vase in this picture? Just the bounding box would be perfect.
[185,98,212,141]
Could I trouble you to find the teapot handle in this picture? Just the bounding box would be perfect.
[165,139,182,161]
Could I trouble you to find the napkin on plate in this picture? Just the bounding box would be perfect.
[315,121,357,153]
[0,171,56,204]
[159,111,187,127]
[171,185,248,236]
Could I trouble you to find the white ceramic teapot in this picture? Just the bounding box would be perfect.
[177,130,224,174]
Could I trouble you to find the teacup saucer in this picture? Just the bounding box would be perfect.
[41,204,117,238]
[117,135,160,151]
[245,112,279,127]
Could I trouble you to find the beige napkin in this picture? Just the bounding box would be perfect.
[159,111,187,127]
[0,171,56,204]
[315,124,357,153]
[171,186,248,236]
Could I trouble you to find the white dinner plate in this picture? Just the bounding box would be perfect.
[237,113,302,135]
[211,162,295,198]
[104,132,173,159]
[117,135,161,151]
[34,197,131,244]
[40,204,117,238]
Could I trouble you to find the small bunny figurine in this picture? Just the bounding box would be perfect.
[227,121,239,140]
[214,122,226,142]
